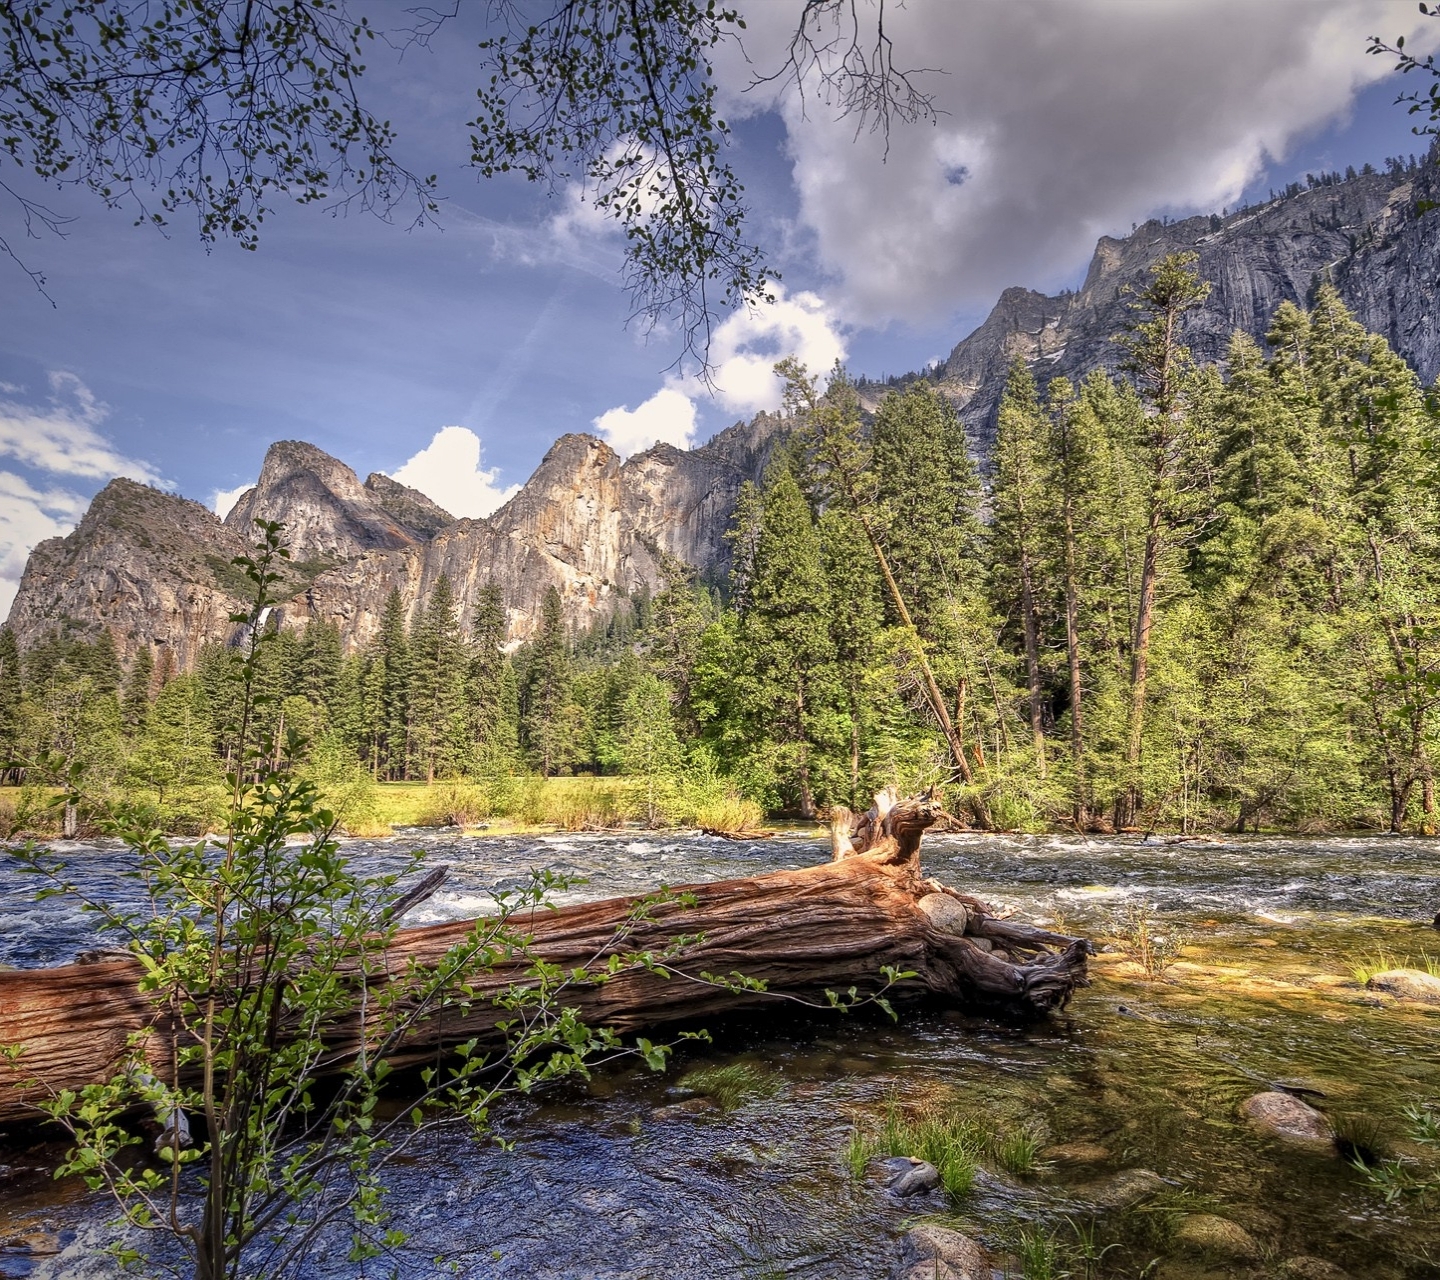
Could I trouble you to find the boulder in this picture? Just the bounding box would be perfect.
[917,893,969,936]
[1174,1214,1260,1262]
[1366,968,1440,1003]
[891,1225,989,1280]
[1075,1167,1168,1210]
[0,1232,62,1256]
[1276,1258,1352,1280]
[1240,1091,1332,1147]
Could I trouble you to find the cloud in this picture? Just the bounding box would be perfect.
[0,372,163,483]
[211,483,252,519]
[0,471,88,617]
[725,0,1440,321]
[593,386,699,457]
[389,426,520,519]
[592,284,847,456]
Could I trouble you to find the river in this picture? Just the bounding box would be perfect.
[2,830,1438,1279]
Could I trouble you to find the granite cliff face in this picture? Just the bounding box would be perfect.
[8,479,250,672]
[6,415,788,664]
[222,440,453,562]
[927,157,1440,449]
[9,156,1439,665]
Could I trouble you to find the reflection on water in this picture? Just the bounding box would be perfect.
[2,831,1438,1278]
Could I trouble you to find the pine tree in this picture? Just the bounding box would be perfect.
[376,589,411,779]
[1113,251,1213,826]
[0,627,22,780]
[620,673,683,825]
[409,576,464,783]
[122,646,155,732]
[992,359,1052,778]
[521,586,573,776]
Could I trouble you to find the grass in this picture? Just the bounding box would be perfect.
[844,1097,1049,1202]
[1012,1225,1068,1280]
[1349,949,1440,983]
[1107,902,1186,979]
[676,1062,780,1112]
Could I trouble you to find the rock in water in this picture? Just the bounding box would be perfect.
[1276,1257,1352,1280]
[1240,1091,1332,1146]
[879,1156,940,1197]
[916,893,969,936]
[1366,968,1440,1003]
[891,1225,988,1280]
[1075,1167,1168,1209]
[1174,1214,1261,1261]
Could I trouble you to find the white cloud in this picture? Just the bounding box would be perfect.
[0,372,163,483]
[389,426,520,519]
[699,286,847,417]
[211,483,252,519]
[0,471,88,617]
[594,284,847,455]
[724,0,1440,321]
[593,385,699,457]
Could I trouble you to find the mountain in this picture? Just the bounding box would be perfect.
[906,155,1440,449]
[6,413,788,666]
[9,153,1440,666]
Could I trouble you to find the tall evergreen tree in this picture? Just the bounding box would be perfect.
[521,586,573,776]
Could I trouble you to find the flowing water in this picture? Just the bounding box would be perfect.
[1,831,1438,1279]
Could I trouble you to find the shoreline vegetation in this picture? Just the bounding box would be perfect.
[3,779,1436,843]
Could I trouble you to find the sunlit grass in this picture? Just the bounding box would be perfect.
[676,1062,780,1112]
[1348,949,1440,984]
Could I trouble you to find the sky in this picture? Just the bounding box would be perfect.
[2,0,1439,615]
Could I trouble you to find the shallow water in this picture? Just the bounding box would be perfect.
[2,831,1438,1279]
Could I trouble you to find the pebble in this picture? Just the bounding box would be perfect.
[1365,968,1440,1003]
[1075,1167,1168,1209]
[1040,1141,1110,1165]
[0,1232,61,1256]
[1240,1091,1332,1147]
[648,1097,718,1120]
[1276,1258,1353,1280]
[890,1224,989,1280]
[1173,1213,1260,1261]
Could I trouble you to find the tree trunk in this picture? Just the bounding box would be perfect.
[0,799,1090,1130]
[1018,546,1046,778]
[1062,498,1087,826]
[1121,521,1162,827]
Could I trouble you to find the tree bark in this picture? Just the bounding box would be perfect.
[0,799,1089,1130]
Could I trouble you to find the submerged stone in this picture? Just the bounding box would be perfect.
[1240,1090,1332,1146]
[1174,1213,1260,1261]
[648,1096,718,1120]
[891,1224,988,1280]
[1076,1166,1168,1209]
[1277,1257,1352,1280]
[1366,968,1440,1003]
[1041,1141,1110,1165]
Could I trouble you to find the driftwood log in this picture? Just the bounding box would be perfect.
[0,793,1090,1130]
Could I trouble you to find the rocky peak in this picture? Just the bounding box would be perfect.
[362,472,455,540]
[223,439,441,562]
[935,157,1440,451]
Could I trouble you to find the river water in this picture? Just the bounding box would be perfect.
[2,831,1438,1279]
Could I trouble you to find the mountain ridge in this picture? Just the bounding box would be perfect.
[10,152,1440,667]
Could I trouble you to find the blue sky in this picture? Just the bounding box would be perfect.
[2,1,1438,613]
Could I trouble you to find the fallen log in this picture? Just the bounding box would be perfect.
[0,795,1090,1130]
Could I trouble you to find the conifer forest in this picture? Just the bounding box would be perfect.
[3,265,1438,839]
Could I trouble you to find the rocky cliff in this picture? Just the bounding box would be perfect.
[923,155,1440,449]
[6,414,788,665]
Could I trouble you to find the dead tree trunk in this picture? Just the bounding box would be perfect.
[0,797,1090,1130]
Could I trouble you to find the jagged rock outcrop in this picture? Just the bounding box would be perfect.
[223,440,452,563]
[923,157,1440,449]
[7,480,250,672]
[6,416,788,664]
